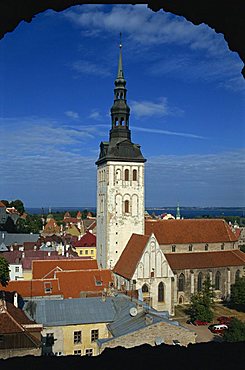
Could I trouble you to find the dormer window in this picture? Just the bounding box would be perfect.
[205,244,209,251]
[172,245,176,252]
[44,282,52,294]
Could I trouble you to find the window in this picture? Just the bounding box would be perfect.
[221,243,224,250]
[15,266,20,272]
[74,350,81,356]
[74,331,82,344]
[158,282,164,302]
[79,250,83,255]
[85,250,88,255]
[215,271,221,290]
[133,169,137,181]
[235,269,240,281]
[197,272,203,292]
[91,250,94,255]
[91,329,99,342]
[205,244,209,251]
[85,349,93,356]
[124,169,129,181]
[55,352,63,356]
[172,245,176,252]
[142,283,149,293]
[178,273,185,292]
[44,282,52,294]
[189,244,193,252]
[124,200,129,213]
[0,335,4,343]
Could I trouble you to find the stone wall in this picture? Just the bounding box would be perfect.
[99,321,196,353]
[0,347,41,359]
[160,241,238,254]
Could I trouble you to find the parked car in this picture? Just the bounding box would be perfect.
[217,316,233,325]
[193,320,210,326]
[208,324,228,334]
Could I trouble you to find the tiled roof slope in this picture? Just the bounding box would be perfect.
[0,279,61,298]
[73,231,96,248]
[32,259,98,279]
[56,269,113,298]
[165,250,245,270]
[145,219,238,244]
[113,234,150,279]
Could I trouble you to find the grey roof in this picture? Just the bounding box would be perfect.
[0,232,39,247]
[24,297,116,326]
[0,242,8,252]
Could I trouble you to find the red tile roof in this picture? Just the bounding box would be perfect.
[32,259,98,279]
[145,219,238,244]
[0,299,35,334]
[56,269,113,298]
[113,234,150,279]
[63,211,71,219]
[73,232,96,248]
[165,250,245,270]
[63,217,80,224]
[0,279,61,298]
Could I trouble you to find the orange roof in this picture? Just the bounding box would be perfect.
[56,269,113,298]
[145,219,238,244]
[32,259,98,279]
[43,218,60,234]
[113,234,150,279]
[165,250,245,270]
[0,279,61,298]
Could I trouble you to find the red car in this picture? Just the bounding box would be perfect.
[193,320,210,326]
[217,316,233,325]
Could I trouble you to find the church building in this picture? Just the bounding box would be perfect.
[96,41,245,315]
[96,40,146,270]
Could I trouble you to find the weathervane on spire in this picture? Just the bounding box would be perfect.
[119,32,122,48]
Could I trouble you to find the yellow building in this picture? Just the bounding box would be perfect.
[73,231,97,260]
[75,246,96,260]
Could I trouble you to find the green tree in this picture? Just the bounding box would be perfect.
[0,256,10,287]
[9,199,25,215]
[229,277,245,311]
[223,318,245,342]
[16,214,42,234]
[189,277,214,322]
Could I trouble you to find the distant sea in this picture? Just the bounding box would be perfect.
[26,207,245,218]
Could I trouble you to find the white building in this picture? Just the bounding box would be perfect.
[96,42,146,270]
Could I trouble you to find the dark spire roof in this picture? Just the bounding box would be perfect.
[96,36,146,166]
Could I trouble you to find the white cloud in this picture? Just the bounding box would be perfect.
[71,60,111,77]
[88,110,103,121]
[64,5,228,56]
[130,97,183,118]
[132,126,205,140]
[65,110,79,119]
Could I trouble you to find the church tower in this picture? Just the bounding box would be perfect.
[96,38,146,269]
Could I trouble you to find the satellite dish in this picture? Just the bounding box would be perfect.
[129,307,138,317]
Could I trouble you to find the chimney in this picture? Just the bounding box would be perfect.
[13,292,18,308]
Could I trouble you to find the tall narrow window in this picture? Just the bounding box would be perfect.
[235,269,240,281]
[74,331,82,344]
[178,273,185,291]
[124,200,129,213]
[197,272,203,292]
[158,282,164,302]
[133,169,137,181]
[124,169,129,181]
[142,283,149,293]
[215,271,221,290]
[91,329,99,342]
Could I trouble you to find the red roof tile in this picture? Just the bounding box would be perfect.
[145,219,238,244]
[113,234,150,279]
[32,259,98,279]
[56,269,113,298]
[0,279,61,298]
[73,232,96,248]
[165,250,245,270]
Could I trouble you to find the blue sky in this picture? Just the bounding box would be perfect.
[0,4,244,208]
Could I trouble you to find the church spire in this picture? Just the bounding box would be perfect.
[110,33,131,140]
[117,33,124,79]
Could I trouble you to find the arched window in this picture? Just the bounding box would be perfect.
[215,271,221,290]
[142,284,149,293]
[124,200,129,213]
[158,282,164,302]
[235,269,240,281]
[124,169,129,181]
[178,273,185,291]
[133,169,137,181]
[197,272,203,292]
